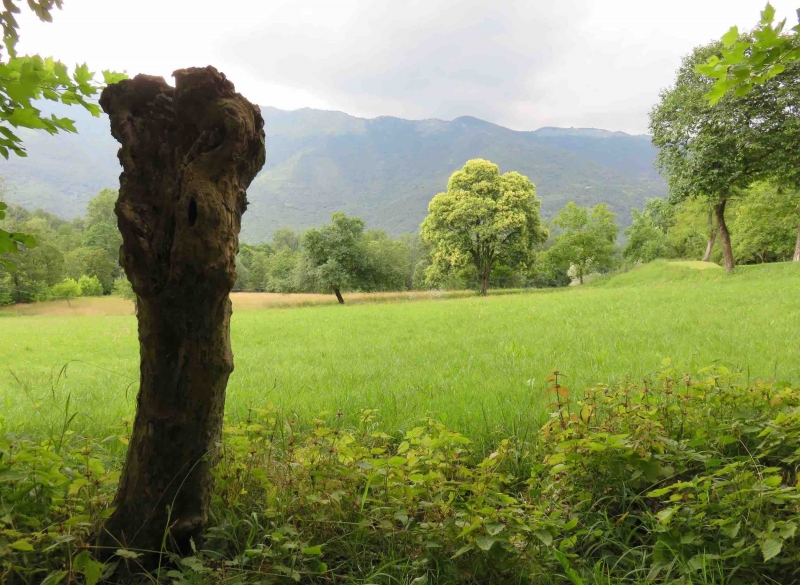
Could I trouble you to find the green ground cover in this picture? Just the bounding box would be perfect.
[3,261,799,444]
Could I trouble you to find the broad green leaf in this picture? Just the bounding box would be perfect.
[115,548,142,559]
[41,571,68,585]
[486,523,505,536]
[9,538,34,551]
[656,507,676,524]
[534,529,553,546]
[302,545,323,555]
[762,3,776,24]
[722,26,739,47]
[762,538,782,561]
[474,535,497,551]
[74,551,104,585]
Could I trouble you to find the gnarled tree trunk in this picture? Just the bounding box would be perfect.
[713,200,734,272]
[98,67,265,560]
[702,210,717,262]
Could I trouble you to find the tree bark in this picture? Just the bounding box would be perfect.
[479,271,489,295]
[702,210,717,262]
[794,207,800,262]
[97,68,265,561]
[334,287,345,304]
[713,200,734,272]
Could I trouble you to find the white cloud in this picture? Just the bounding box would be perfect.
[15,0,799,134]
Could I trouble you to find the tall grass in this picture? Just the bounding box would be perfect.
[2,261,799,445]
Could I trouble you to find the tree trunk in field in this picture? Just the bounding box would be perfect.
[702,210,717,262]
[98,68,265,561]
[479,272,489,295]
[794,207,800,262]
[334,287,345,304]
[713,200,734,272]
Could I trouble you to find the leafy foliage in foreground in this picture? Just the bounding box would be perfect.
[2,366,800,583]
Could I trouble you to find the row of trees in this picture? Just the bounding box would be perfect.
[5,170,797,308]
[2,168,628,306]
[624,185,800,266]
[0,188,123,304]
[234,216,426,303]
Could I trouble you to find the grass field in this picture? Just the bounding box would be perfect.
[2,261,799,444]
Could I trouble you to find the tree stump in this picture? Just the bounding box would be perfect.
[98,67,265,559]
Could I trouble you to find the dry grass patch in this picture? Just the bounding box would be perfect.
[0,290,478,317]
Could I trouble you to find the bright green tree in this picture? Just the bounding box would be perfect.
[112,275,134,300]
[545,202,619,285]
[623,209,666,263]
[364,229,410,291]
[302,212,372,304]
[623,198,677,263]
[420,159,547,295]
[272,227,300,252]
[50,276,80,304]
[263,247,300,293]
[0,1,125,264]
[730,183,800,263]
[64,246,116,292]
[78,274,103,296]
[83,188,121,257]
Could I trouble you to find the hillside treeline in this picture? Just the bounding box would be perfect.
[2,178,797,306]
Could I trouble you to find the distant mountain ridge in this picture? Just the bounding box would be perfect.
[1,105,666,242]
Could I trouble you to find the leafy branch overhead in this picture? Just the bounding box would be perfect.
[0,0,127,263]
[698,3,800,103]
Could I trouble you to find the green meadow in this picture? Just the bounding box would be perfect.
[3,260,799,443]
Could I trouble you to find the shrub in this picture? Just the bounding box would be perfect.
[77,274,103,296]
[111,276,134,300]
[1,366,799,584]
[50,278,81,302]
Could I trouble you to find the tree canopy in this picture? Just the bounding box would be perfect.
[649,39,800,270]
[420,159,547,295]
[301,212,374,303]
[543,202,618,285]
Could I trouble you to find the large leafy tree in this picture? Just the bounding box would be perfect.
[0,1,124,265]
[700,4,800,261]
[420,159,547,295]
[302,212,373,303]
[544,202,618,285]
[649,40,797,271]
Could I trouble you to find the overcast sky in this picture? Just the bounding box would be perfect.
[17,0,800,134]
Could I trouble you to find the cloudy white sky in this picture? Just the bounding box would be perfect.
[16,0,800,134]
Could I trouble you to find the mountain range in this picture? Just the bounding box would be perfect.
[0,104,666,242]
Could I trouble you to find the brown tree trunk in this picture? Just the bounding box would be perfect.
[334,287,345,304]
[97,68,265,561]
[479,271,489,295]
[713,200,734,272]
[702,210,717,262]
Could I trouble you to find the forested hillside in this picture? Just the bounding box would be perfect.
[1,104,665,241]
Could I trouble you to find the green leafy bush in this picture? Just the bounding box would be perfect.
[49,278,81,302]
[2,366,799,584]
[77,275,103,297]
[111,276,134,300]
